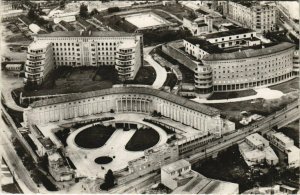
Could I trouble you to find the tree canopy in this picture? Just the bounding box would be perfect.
[79,3,89,18]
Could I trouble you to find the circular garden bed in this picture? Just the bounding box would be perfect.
[74,124,115,149]
[125,127,160,151]
[94,156,113,164]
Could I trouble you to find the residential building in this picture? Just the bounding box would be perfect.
[224,1,277,34]
[23,87,235,137]
[285,146,300,168]
[24,31,143,85]
[161,159,191,190]
[25,41,54,86]
[239,133,278,166]
[266,131,294,152]
[266,131,300,168]
[161,160,239,194]
[293,50,299,76]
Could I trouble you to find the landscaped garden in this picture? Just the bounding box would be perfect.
[125,127,160,151]
[207,90,257,100]
[94,156,113,164]
[74,124,116,149]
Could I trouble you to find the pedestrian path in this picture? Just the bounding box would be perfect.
[192,88,285,104]
[144,46,167,89]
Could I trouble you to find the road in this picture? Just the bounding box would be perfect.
[0,112,39,193]
[144,46,168,89]
[187,99,300,164]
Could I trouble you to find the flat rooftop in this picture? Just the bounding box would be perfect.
[204,28,255,39]
[203,42,295,61]
[162,159,190,174]
[184,37,223,53]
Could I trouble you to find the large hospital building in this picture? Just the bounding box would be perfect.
[23,87,235,136]
[181,27,295,94]
[25,31,143,86]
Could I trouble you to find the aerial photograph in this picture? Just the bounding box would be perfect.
[0,0,299,194]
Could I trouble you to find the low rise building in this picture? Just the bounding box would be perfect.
[161,160,239,194]
[266,131,294,152]
[285,146,300,168]
[266,131,300,168]
[57,20,75,31]
[239,133,278,166]
[48,152,74,181]
[183,16,212,36]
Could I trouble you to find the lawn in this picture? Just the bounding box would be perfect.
[207,90,257,100]
[74,124,116,149]
[123,66,156,85]
[208,92,298,129]
[125,127,160,151]
[14,66,116,99]
[158,4,193,20]
[1,183,22,194]
[269,77,299,93]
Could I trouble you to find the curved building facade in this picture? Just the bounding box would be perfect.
[200,42,295,92]
[23,87,235,136]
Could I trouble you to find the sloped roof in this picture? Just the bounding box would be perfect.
[29,87,220,116]
[36,30,139,38]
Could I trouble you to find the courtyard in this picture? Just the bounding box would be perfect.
[64,114,168,179]
[124,12,170,29]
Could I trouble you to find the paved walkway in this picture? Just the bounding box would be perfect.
[192,88,285,104]
[65,113,168,179]
[144,46,168,89]
[1,72,25,112]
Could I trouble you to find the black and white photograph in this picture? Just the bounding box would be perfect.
[0,0,299,194]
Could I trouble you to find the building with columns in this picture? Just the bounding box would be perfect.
[24,31,143,86]
[23,87,235,136]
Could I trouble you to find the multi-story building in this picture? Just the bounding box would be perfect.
[23,87,234,136]
[24,31,143,85]
[182,29,295,94]
[25,41,54,86]
[224,1,277,34]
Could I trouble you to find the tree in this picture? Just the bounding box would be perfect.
[90,8,99,16]
[100,169,115,190]
[79,3,89,18]
[60,0,66,9]
[27,8,36,20]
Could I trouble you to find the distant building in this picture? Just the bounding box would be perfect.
[57,20,75,31]
[161,159,239,194]
[183,16,212,36]
[18,15,32,26]
[224,1,277,34]
[239,133,278,166]
[24,31,143,86]
[5,64,22,71]
[285,146,300,168]
[293,50,299,76]
[53,15,76,24]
